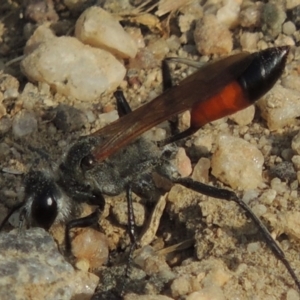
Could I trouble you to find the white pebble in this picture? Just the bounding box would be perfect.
[21,34,126,102]
[75,6,137,59]
[257,85,300,131]
[211,135,264,190]
[12,110,37,138]
[216,0,241,28]
[286,0,300,10]
[240,32,260,51]
[194,14,232,55]
[229,105,255,126]
[247,241,261,253]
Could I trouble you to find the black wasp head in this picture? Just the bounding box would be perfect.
[57,136,105,210]
[23,170,60,230]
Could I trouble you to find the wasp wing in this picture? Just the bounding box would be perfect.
[91,51,254,162]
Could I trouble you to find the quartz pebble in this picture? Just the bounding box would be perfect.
[21,28,126,102]
[240,32,260,51]
[192,157,210,183]
[229,105,255,126]
[175,147,192,177]
[170,259,231,299]
[0,228,98,300]
[211,135,264,190]
[72,228,109,269]
[265,211,300,241]
[194,14,233,55]
[286,0,300,9]
[75,6,138,59]
[257,85,300,131]
[216,0,241,28]
[239,2,262,28]
[12,110,37,138]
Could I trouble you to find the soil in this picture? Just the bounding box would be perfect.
[1,1,300,300]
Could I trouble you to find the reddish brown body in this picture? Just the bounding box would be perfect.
[91,46,289,162]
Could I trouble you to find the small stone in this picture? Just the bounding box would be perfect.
[251,204,267,218]
[175,147,192,177]
[126,27,145,49]
[287,288,299,300]
[64,0,88,12]
[3,88,18,100]
[240,32,260,51]
[282,21,296,35]
[98,110,119,127]
[229,105,255,126]
[12,110,37,138]
[194,14,233,55]
[211,135,264,190]
[283,211,300,241]
[193,132,213,156]
[21,34,126,102]
[257,85,300,131]
[192,157,210,183]
[147,38,169,60]
[286,0,300,10]
[282,74,300,93]
[247,241,261,253]
[270,161,296,182]
[270,177,287,195]
[170,276,193,298]
[292,155,300,170]
[72,228,109,269]
[239,2,262,28]
[23,25,56,54]
[216,0,241,28]
[261,3,286,37]
[288,4,300,27]
[259,189,277,205]
[24,0,58,23]
[166,35,181,52]
[0,228,98,299]
[75,6,138,59]
[51,104,88,132]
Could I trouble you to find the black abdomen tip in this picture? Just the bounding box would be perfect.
[238,46,290,102]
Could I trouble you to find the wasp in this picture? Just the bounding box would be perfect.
[2,45,299,294]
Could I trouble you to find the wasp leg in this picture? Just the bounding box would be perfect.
[162,59,180,137]
[162,60,173,91]
[114,90,132,117]
[126,185,137,248]
[173,177,300,291]
[157,58,202,147]
[119,185,136,296]
[65,208,101,255]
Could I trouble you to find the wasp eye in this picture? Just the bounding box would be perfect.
[81,154,96,170]
[31,193,57,230]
